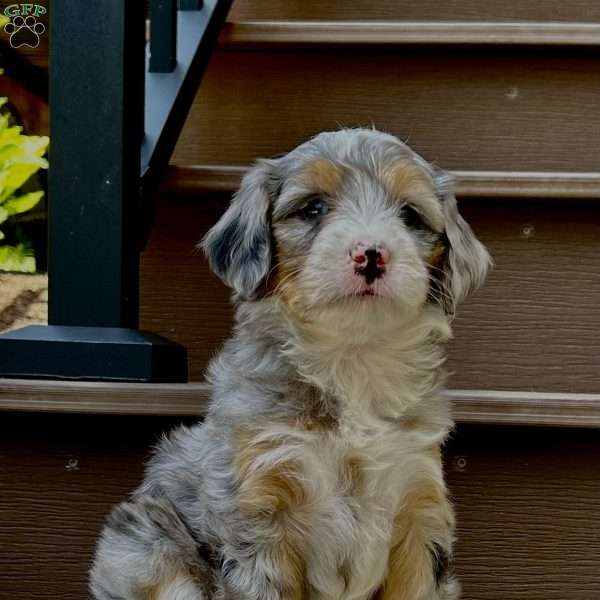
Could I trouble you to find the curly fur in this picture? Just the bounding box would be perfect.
[90,129,491,600]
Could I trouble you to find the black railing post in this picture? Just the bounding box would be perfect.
[150,0,177,73]
[48,0,144,329]
[0,0,187,382]
[0,0,233,381]
[178,0,204,9]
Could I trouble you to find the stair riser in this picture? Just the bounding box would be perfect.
[1,414,598,600]
[174,50,600,172]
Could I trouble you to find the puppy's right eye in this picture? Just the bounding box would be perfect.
[400,204,428,231]
[300,197,329,220]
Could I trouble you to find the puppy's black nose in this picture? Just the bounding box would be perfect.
[364,248,382,264]
[353,246,387,285]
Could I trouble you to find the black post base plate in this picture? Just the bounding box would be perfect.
[0,325,187,382]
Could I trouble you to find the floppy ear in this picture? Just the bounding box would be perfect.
[201,160,277,299]
[434,171,492,316]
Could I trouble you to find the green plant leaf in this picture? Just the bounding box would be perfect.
[3,191,44,216]
[0,112,10,133]
[0,124,24,143]
[0,164,43,203]
[0,243,36,273]
[0,96,49,273]
[0,146,49,169]
[18,135,50,159]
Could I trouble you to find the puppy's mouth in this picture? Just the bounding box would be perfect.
[349,286,381,299]
[342,277,387,300]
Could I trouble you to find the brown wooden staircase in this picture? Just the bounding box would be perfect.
[1,1,600,598]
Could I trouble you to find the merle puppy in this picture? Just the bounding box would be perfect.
[91,128,491,600]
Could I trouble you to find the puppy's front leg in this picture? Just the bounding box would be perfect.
[374,476,459,600]
[226,427,310,600]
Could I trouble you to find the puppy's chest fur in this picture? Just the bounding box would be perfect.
[319,418,411,599]
[225,312,450,598]
[237,409,433,599]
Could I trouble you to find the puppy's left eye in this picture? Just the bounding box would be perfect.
[400,204,428,230]
[300,197,329,220]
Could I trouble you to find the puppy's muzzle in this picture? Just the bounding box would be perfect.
[350,242,389,285]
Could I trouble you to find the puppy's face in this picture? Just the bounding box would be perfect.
[203,129,490,321]
[271,156,445,315]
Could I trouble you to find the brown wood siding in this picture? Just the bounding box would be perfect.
[140,197,600,393]
[230,0,600,23]
[0,414,179,600]
[449,425,600,599]
[173,50,600,172]
[1,414,598,600]
[448,200,600,392]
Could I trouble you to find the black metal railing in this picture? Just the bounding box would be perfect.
[0,0,232,382]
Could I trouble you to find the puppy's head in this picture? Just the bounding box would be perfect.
[203,129,490,320]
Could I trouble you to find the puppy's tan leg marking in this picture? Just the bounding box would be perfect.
[375,475,454,600]
[233,427,308,599]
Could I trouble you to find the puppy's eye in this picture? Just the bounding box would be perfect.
[400,204,427,230]
[300,197,329,220]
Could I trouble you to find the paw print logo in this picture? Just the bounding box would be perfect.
[4,15,45,49]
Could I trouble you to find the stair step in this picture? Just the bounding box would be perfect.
[173,50,600,172]
[9,18,600,73]
[219,21,600,48]
[230,0,600,23]
[1,378,599,427]
[161,165,600,199]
